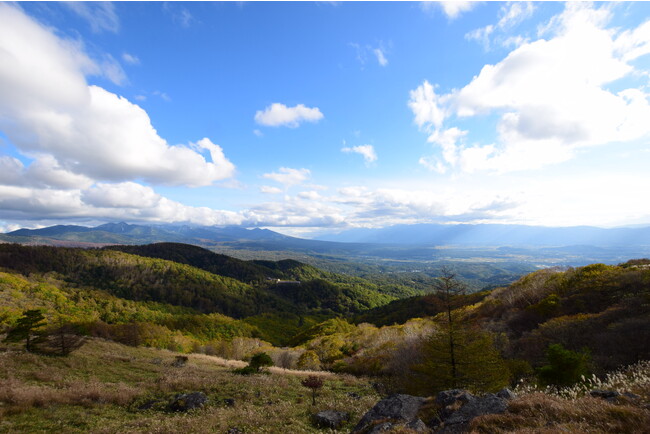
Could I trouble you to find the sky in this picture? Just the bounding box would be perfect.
[1,1,650,237]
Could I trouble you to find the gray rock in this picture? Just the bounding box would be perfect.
[590,389,621,400]
[367,422,394,433]
[353,394,427,433]
[436,389,476,408]
[496,388,516,400]
[434,389,477,423]
[406,418,430,432]
[313,410,349,429]
[444,393,508,426]
[224,398,236,407]
[623,392,641,401]
[168,392,208,412]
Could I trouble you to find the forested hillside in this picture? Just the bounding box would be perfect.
[0,243,409,346]
[1,243,648,399]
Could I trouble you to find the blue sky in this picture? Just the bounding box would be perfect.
[1,1,650,236]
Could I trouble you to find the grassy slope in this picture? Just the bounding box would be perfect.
[1,339,648,433]
[0,339,379,433]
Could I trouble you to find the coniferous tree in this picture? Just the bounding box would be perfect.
[3,309,47,352]
[409,268,510,394]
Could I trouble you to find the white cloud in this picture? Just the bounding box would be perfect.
[253,129,263,137]
[153,90,171,101]
[82,182,160,209]
[298,190,322,200]
[0,182,245,226]
[254,103,324,128]
[418,155,447,174]
[411,2,650,174]
[434,1,477,20]
[0,157,26,187]
[64,2,119,33]
[341,144,378,164]
[419,127,467,173]
[0,4,235,187]
[466,2,535,49]
[122,53,140,65]
[350,43,390,68]
[100,54,127,85]
[262,167,311,188]
[26,155,95,190]
[260,185,283,194]
[408,81,448,130]
[243,196,345,228]
[373,48,388,66]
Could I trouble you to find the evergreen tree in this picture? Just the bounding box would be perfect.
[3,309,47,352]
[408,268,509,394]
[412,326,510,394]
[249,352,274,372]
[537,343,591,387]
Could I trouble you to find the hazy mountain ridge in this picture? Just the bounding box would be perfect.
[317,223,650,246]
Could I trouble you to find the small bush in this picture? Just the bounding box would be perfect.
[537,343,591,387]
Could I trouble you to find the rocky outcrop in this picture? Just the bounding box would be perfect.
[590,389,641,403]
[353,389,515,433]
[353,394,427,433]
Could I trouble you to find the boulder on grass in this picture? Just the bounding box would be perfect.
[353,394,427,433]
[312,410,349,429]
[168,392,208,412]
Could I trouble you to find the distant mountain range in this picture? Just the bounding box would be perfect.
[2,222,650,268]
[316,223,650,247]
[5,222,293,244]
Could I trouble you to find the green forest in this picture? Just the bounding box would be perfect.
[1,243,649,395]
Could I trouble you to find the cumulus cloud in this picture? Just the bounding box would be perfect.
[243,197,345,228]
[262,167,311,188]
[426,1,477,20]
[254,103,324,128]
[341,144,378,164]
[411,2,650,174]
[0,182,244,226]
[82,182,161,209]
[408,81,448,130]
[0,3,235,187]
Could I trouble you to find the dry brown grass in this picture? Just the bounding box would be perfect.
[471,392,650,433]
[0,377,140,416]
[190,352,336,377]
[0,339,379,432]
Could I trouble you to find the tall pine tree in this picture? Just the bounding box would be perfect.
[409,268,509,394]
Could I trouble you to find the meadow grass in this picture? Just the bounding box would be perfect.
[0,339,378,433]
[2,338,649,433]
